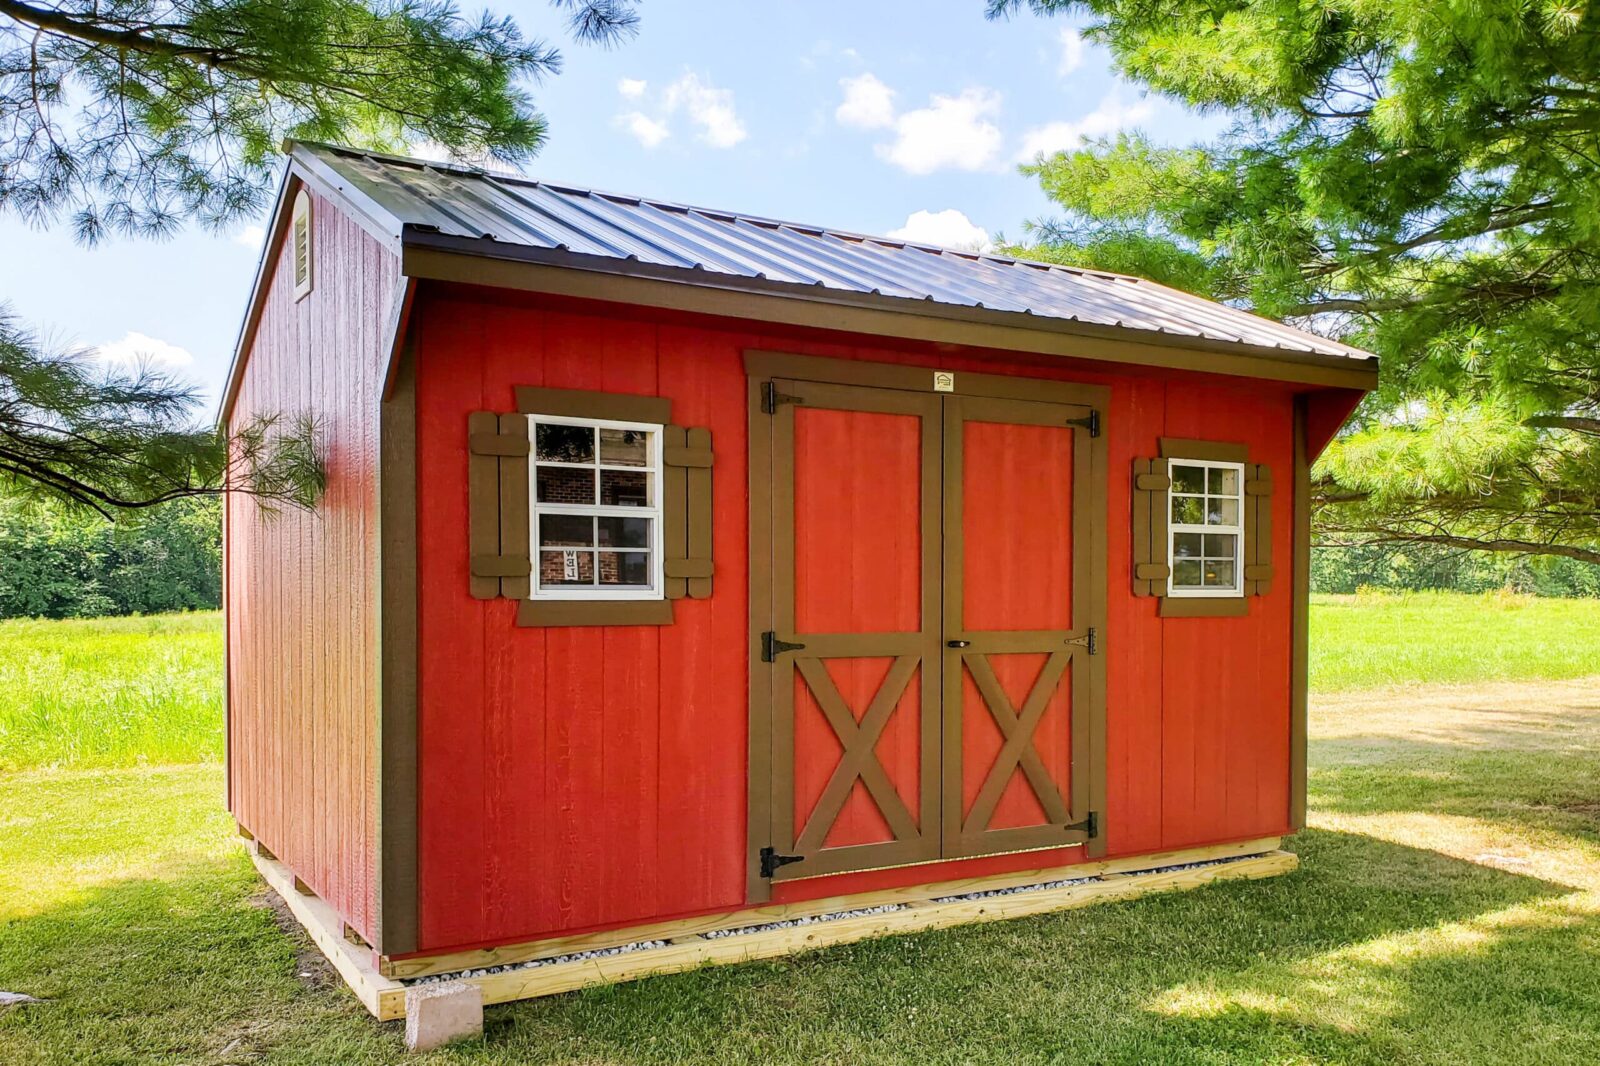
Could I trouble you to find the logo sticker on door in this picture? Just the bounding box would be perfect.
[933,371,955,393]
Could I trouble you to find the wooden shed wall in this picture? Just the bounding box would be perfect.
[408,283,1304,957]
[226,188,399,944]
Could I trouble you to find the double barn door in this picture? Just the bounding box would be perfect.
[752,368,1107,889]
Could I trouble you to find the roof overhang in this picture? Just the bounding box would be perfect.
[399,232,1380,391]
[220,149,1378,426]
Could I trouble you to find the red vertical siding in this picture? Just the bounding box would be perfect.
[409,286,1305,954]
[227,189,397,943]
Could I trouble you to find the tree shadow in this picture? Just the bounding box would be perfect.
[2,831,1591,1064]
[0,856,395,1064]
[473,829,1589,1065]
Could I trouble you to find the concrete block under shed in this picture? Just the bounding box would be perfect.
[404,981,482,1053]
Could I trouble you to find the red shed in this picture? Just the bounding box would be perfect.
[222,142,1376,1018]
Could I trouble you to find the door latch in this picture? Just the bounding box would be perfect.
[946,639,971,648]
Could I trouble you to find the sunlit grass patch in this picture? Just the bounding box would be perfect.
[1310,590,1600,691]
[0,612,221,770]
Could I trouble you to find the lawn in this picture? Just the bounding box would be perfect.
[2,595,1599,1063]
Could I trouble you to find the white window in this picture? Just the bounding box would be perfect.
[528,415,663,600]
[1167,458,1244,597]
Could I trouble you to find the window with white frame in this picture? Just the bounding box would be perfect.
[1167,458,1244,597]
[529,415,663,599]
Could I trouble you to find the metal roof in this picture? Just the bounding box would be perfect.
[291,141,1373,363]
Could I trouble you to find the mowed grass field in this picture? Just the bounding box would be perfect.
[1,592,1599,1063]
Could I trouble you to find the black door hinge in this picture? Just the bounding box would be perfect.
[761,381,805,415]
[761,631,807,662]
[1065,811,1099,838]
[760,846,804,878]
[1066,409,1101,437]
[1064,627,1098,655]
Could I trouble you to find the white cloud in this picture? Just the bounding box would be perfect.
[887,209,992,253]
[235,225,265,249]
[1016,95,1154,162]
[1057,29,1086,76]
[663,72,746,148]
[876,87,1005,175]
[96,331,195,370]
[617,110,671,148]
[835,73,896,130]
[618,77,647,99]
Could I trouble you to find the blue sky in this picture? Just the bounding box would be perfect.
[0,2,1213,417]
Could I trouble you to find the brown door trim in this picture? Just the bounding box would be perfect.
[745,349,1110,412]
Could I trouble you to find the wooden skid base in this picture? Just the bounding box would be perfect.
[253,838,1296,1021]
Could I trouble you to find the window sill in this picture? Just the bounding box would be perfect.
[516,598,675,628]
[1159,596,1249,618]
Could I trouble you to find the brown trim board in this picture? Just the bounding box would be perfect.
[1159,437,1249,463]
[377,342,420,955]
[407,248,1379,391]
[745,350,1111,410]
[1290,397,1311,831]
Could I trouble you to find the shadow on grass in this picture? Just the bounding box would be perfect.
[2,830,1593,1064]
[0,856,391,1065]
[464,829,1590,1065]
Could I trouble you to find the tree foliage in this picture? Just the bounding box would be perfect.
[1,0,638,240]
[0,0,636,515]
[0,307,322,513]
[0,493,221,617]
[991,0,1600,565]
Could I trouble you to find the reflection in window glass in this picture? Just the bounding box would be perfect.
[536,423,594,463]
[1168,458,1245,597]
[530,416,662,599]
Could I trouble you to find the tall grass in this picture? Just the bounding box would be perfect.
[0,612,222,771]
[1310,589,1600,691]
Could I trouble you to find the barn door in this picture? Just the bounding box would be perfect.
[942,395,1100,858]
[755,373,1105,888]
[762,379,944,881]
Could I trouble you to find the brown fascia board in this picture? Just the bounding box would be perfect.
[398,231,1381,391]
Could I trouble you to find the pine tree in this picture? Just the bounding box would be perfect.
[991,0,1600,565]
[0,0,638,510]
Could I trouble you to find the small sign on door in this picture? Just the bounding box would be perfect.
[563,550,579,581]
[933,371,955,393]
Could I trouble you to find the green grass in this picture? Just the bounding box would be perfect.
[5,709,1600,1064]
[0,612,222,771]
[2,598,1600,1062]
[1310,589,1600,691]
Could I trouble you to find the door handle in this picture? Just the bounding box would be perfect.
[946,640,971,648]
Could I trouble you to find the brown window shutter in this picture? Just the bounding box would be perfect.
[662,425,714,600]
[1131,458,1170,596]
[1244,463,1274,595]
[466,412,531,600]
[496,414,531,599]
